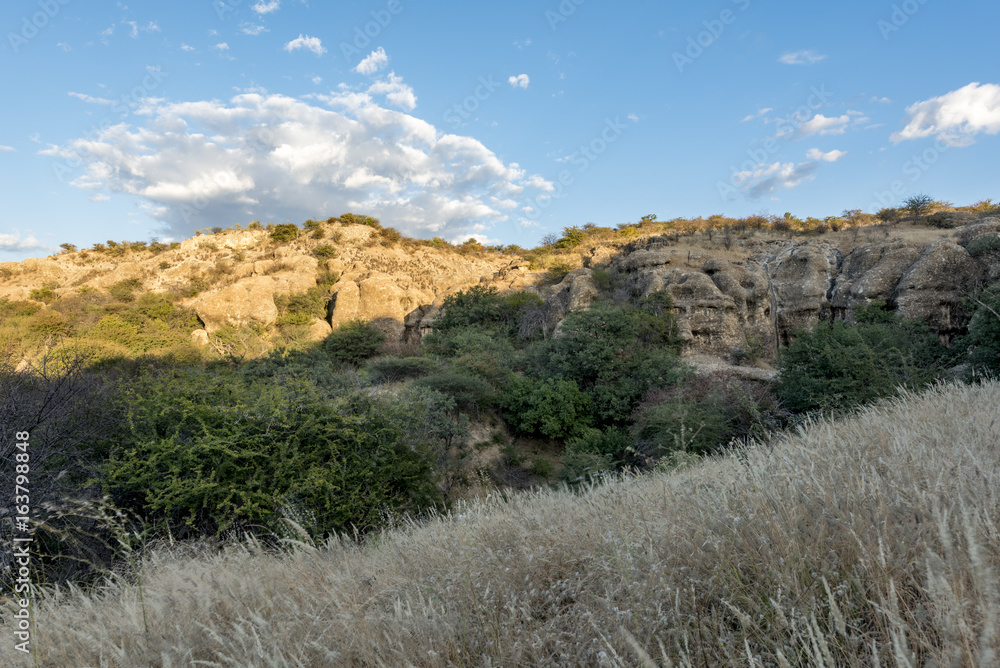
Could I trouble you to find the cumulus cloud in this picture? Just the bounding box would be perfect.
[214,42,230,51]
[354,47,388,75]
[508,74,530,89]
[891,82,1000,146]
[779,50,827,65]
[0,232,44,253]
[284,34,326,56]
[794,113,850,137]
[39,93,554,242]
[365,72,417,110]
[180,43,195,52]
[806,148,847,162]
[252,0,280,14]
[734,161,819,199]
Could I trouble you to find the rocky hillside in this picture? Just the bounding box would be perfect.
[2,217,998,359]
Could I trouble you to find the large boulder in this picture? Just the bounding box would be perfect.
[193,277,278,333]
[893,240,976,339]
[766,244,839,345]
[830,241,920,316]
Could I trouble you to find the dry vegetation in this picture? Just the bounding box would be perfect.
[7,381,999,666]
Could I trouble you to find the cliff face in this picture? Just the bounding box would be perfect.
[537,218,999,356]
[2,218,998,358]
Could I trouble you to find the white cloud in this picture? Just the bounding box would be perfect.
[806,148,847,162]
[214,42,230,51]
[180,43,195,52]
[891,82,1000,146]
[57,42,71,51]
[793,113,850,137]
[0,232,43,253]
[366,72,417,110]
[240,23,269,36]
[778,50,827,65]
[871,96,892,104]
[90,193,111,202]
[741,107,773,122]
[514,39,532,50]
[355,47,388,75]
[69,92,115,105]
[252,0,280,14]
[627,113,639,123]
[0,145,15,152]
[508,74,530,89]
[40,92,554,242]
[284,34,326,56]
[734,161,819,199]
[312,75,322,85]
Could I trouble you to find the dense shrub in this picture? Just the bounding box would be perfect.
[366,356,438,383]
[501,375,592,440]
[312,244,337,259]
[108,278,143,303]
[432,286,543,340]
[270,223,299,243]
[776,303,952,413]
[322,320,386,366]
[414,370,495,414]
[966,234,1000,258]
[963,285,1000,377]
[633,373,787,459]
[105,370,444,541]
[29,286,58,303]
[527,298,684,424]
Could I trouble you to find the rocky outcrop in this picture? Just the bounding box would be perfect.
[893,240,977,339]
[192,277,279,333]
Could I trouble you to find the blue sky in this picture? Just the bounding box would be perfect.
[2,0,999,260]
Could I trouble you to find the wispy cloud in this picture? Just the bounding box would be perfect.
[284,34,326,56]
[806,148,847,162]
[778,50,827,65]
[240,23,269,36]
[68,92,115,105]
[0,145,15,152]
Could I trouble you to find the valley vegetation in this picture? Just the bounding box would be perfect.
[2,198,1000,665]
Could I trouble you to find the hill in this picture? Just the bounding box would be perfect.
[6,381,999,666]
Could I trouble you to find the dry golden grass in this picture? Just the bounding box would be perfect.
[6,381,1000,666]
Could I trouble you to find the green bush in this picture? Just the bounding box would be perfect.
[966,235,1000,258]
[963,286,1000,377]
[415,370,495,414]
[270,223,299,243]
[322,320,386,366]
[104,370,444,540]
[109,278,143,302]
[367,356,438,383]
[776,304,952,413]
[528,298,684,424]
[501,375,592,440]
[29,287,58,303]
[313,245,337,260]
[432,286,543,341]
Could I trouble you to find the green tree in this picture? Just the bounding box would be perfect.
[776,303,952,413]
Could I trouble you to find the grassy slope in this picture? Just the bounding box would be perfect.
[7,381,1000,666]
